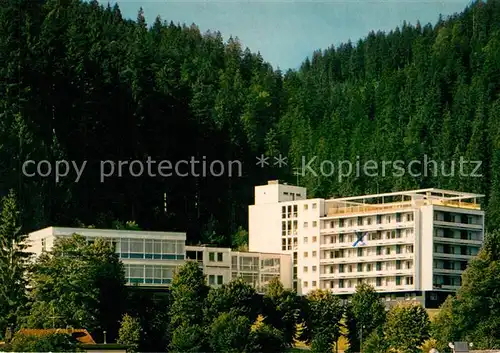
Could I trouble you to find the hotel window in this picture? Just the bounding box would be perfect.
[339,264,344,273]
[396,245,401,254]
[287,205,292,217]
[282,239,286,251]
[367,218,372,225]
[396,276,401,286]
[339,279,344,288]
[312,221,317,228]
[366,264,372,272]
[282,222,286,236]
[303,266,308,273]
[312,281,317,287]
[376,215,382,224]
[304,222,308,228]
[376,277,382,287]
[304,281,308,288]
[304,204,308,210]
[339,219,344,227]
[312,236,317,243]
[217,275,223,285]
[217,252,223,262]
[330,221,334,228]
[376,246,382,256]
[304,252,308,258]
[396,260,401,270]
[339,234,344,243]
[312,251,317,257]
[209,252,215,262]
[357,263,363,272]
[293,220,298,234]
[282,206,286,218]
[357,248,363,257]
[357,217,362,225]
[348,265,353,272]
[349,219,354,226]
[312,203,317,209]
[304,237,308,244]
[376,262,382,271]
[396,213,401,222]
[293,205,298,217]
[406,277,413,285]
[386,247,391,255]
[293,238,298,248]
[386,215,391,223]
[312,265,317,272]
[407,213,414,222]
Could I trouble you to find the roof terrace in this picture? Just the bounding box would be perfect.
[324,188,483,217]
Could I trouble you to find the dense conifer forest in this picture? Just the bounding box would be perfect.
[2,0,500,244]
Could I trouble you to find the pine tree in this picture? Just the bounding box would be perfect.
[0,190,28,336]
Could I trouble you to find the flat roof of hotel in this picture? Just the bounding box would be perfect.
[327,188,484,203]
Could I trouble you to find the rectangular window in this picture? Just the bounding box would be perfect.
[339,279,344,288]
[304,222,308,228]
[312,251,317,257]
[304,237,308,244]
[217,252,223,262]
[366,263,372,272]
[396,260,401,270]
[339,264,344,273]
[303,266,308,273]
[376,246,382,256]
[339,235,344,243]
[304,204,308,210]
[217,275,223,285]
[282,206,286,217]
[312,203,317,209]
[312,221,317,227]
[357,263,363,272]
[376,277,382,286]
[376,215,382,224]
[396,245,401,254]
[312,236,317,243]
[396,276,401,286]
[293,205,298,217]
[304,281,308,288]
[208,275,215,285]
[312,281,317,287]
[312,266,317,272]
[357,248,363,257]
[209,252,215,262]
[304,252,308,258]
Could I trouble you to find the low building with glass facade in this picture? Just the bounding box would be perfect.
[26,227,292,292]
[186,245,292,292]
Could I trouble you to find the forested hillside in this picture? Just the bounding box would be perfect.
[2,0,500,244]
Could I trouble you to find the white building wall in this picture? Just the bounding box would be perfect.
[248,203,282,253]
[420,205,435,291]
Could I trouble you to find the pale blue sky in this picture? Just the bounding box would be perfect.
[101,0,471,70]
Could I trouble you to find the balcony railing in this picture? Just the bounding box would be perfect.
[326,199,480,217]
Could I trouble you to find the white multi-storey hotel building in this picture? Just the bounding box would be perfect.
[249,181,484,308]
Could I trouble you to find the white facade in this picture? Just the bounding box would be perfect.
[186,245,292,291]
[249,181,485,307]
[27,227,187,286]
[26,226,292,292]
